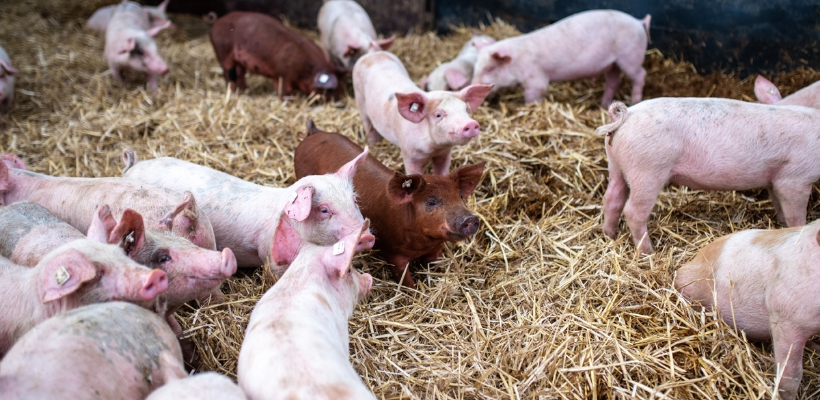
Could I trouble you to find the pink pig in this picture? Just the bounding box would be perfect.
[597,98,820,254]
[0,302,186,399]
[472,9,650,107]
[0,44,18,114]
[238,220,374,400]
[423,34,496,91]
[104,2,171,91]
[146,372,248,400]
[121,148,373,272]
[0,240,168,356]
[755,75,820,109]
[353,50,493,175]
[318,0,395,70]
[87,0,172,33]
[675,220,820,400]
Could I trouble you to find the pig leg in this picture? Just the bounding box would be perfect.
[771,181,810,227]
[619,60,647,104]
[166,314,184,337]
[386,254,415,288]
[622,176,665,254]
[601,64,621,109]
[419,247,443,264]
[767,187,787,225]
[111,66,125,84]
[402,151,427,175]
[147,73,159,92]
[603,149,629,240]
[235,64,247,91]
[431,152,452,176]
[771,324,808,400]
[522,82,548,104]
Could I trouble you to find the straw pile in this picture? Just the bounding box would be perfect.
[2,1,820,398]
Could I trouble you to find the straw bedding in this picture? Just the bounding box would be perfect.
[2,1,820,398]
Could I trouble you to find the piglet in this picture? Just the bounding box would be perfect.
[0,241,168,356]
[146,372,248,400]
[105,2,171,91]
[0,44,18,114]
[238,220,374,400]
[121,148,373,272]
[472,10,650,106]
[210,11,341,97]
[318,0,395,70]
[295,124,485,288]
[675,220,820,400]
[0,302,186,399]
[354,50,493,175]
[597,99,820,254]
[755,75,820,109]
[424,34,495,91]
[88,0,172,33]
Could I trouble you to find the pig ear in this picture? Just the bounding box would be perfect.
[41,248,97,303]
[284,185,314,222]
[450,161,486,199]
[387,173,425,204]
[305,119,320,136]
[375,35,395,51]
[491,51,511,64]
[110,209,147,256]
[147,20,172,37]
[118,37,136,55]
[270,216,301,268]
[0,154,26,170]
[157,0,170,12]
[420,75,430,91]
[87,205,117,244]
[158,191,197,230]
[445,69,469,91]
[472,37,495,50]
[754,75,782,104]
[121,147,138,174]
[457,84,494,112]
[322,220,369,279]
[0,60,17,76]
[395,92,428,123]
[335,146,368,182]
[344,45,360,58]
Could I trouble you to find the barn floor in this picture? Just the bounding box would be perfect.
[3,0,820,398]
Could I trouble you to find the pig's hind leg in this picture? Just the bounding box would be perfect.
[767,187,787,225]
[771,323,810,400]
[601,64,621,108]
[621,174,665,254]
[618,58,646,104]
[771,180,810,227]
[602,150,629,241]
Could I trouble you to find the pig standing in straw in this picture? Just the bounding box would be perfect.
[238,220,374,400]
[318,0,395,71]
[105,1,171,91]
[88,0,172,32]
[472,9,650,107]
[755,75,820,109]
[354,50,493,175]
[0,44,18,114]
[675,220,820,400]
[423,34,496,91]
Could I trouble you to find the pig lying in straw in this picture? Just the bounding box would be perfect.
[0,240,168,356]
[0,302,186,399]
[146,372,248,400]
[238,220,374,400]
[423,34,496,91]
[210,11,341,97]
[318,0,395,70]
[675,220,820,400]
[472,9,650,107]
[755,75,820,109]
[597,99,820,254]
[295,123,485,288]
[353,50,493,175]
[88,0,172,32]
[105,1,171,91]
[121,148,374,272]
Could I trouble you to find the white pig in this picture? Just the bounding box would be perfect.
[597,98,820,254]
[318,0,395,70]
[146,372,248,400]
[237,220,374,400]
[0,44,18,114]
[675,220,820,400]
[755,75,820,109]
[87,0,172,33]
[423,34,496,91]
[472,9,650,107]
[104,2,171,91]
[353,50,493,175]
[121,148,374,271]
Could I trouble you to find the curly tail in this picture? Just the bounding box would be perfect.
[595,101,629,139]
[121,148,139,175]
[641,14,651,43]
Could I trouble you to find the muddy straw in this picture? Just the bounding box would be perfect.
[2,1,820,398]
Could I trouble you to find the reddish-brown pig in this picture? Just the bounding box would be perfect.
[294,123,485,288]
[209,11,340,97]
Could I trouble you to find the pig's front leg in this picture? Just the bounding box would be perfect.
[771,181,810,227]
[419,246,443,264]
[771,324,809,400]
[147,74,159,92]
[402,151,428,175]
[386,254,415,288]
[523,81,548,104]
[431,152,452,175]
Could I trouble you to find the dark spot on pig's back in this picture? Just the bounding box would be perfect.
[750,227,798,249]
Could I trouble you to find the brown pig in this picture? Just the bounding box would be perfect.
[209,11,341,97]
[294,123,485,288]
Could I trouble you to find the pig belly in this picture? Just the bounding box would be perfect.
[232,47,278,78]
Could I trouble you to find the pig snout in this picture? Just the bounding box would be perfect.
[456,215,480,237]
[461,120,480,139]
[355,231,376,252]
[220,248,238,278]
[140,269,169,301]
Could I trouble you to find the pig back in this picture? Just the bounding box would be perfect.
[0,202,85,267]
[295,130,394,186]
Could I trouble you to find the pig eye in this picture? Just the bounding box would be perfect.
[155,250,171,264]
[320,206,330,214]
[435,112,442,119]
[426,198,439,207]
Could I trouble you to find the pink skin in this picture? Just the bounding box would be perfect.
[425,35,496,91]
[353,51,493,175]
[675,221,820,400]
[0,302,186,399]
[472,10,650,107]
[87,0,172,33]
[120,147,373,271]
[0,241,168,356]
[0,45,18,114]
[238,220,374,400]
[318,0,395,70]
[145,372,248,400]
[598,98,820,254]
[755,75,820,109]
[105,2,171,92]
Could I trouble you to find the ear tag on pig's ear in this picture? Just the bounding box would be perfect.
[769,88,777,95]
[54,266,70,286]
[125,232,135,244]
[319,74,329,84]
[410,103,419,113]
[333,241,345,256]
[402,179,412,188]
[290,191,298,203]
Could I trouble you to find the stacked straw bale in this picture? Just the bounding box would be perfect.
[2,0,820,398]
